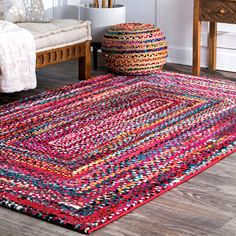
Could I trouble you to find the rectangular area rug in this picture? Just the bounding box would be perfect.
[0,72,236,234]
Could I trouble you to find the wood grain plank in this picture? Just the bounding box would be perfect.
[221,217,236,233]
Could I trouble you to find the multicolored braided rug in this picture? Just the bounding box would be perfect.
[0,72,236,234]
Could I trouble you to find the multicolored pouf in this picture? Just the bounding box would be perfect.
[102,23,168,75]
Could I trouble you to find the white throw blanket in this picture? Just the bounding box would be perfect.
[0,21,37,93]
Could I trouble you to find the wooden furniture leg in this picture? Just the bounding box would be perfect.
[93,43,98,70]
[92,43,102,70]
[209,22,217,71]
[37,41,92,80]
[193,0,201,76]
[79,41,91,80]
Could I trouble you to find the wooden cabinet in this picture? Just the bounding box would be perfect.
[192,0,236,75]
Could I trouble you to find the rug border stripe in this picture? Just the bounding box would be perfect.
[88,147,236,234]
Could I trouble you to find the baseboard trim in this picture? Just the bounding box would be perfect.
[167,46,236,73]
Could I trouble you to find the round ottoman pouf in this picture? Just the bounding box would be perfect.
[102,23,168,75]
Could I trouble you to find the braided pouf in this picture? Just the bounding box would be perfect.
[102,23,168,75]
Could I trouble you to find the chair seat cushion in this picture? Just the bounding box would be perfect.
[17,19,91,52]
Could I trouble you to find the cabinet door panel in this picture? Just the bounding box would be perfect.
[200,0,236,23]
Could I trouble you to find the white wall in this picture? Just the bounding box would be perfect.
[43,0,236,72]
[43,0,80,19]
[118,0,156,25]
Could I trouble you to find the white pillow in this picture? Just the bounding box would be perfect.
[3,0,26,23]
[24,0,49,23]
[1,0,50,23]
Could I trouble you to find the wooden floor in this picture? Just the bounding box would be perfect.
[0,58,236,236]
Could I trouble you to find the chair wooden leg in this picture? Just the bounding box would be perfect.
[92,42,102,70]
[79,41,91,80]
[93,43,98,70]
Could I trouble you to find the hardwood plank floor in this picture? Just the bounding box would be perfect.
[0,57,236,236]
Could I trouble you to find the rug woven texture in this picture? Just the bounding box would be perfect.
[0,72,236,234]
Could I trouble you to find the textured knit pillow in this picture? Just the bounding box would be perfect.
[1,0,49,23]
[1,0,26,23]
[24,0,49,23]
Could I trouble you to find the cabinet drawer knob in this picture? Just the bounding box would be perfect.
[219,9,226,14]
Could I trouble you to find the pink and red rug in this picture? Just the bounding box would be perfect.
[0,72,235,234]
